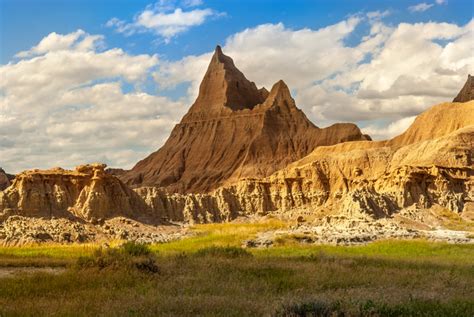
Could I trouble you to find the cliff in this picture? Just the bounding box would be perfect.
[120,46,368,193]
[0,164,153,223]
[134,101,474,223]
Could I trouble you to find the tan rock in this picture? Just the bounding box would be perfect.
[453,74,473,103]
[133,101,474,223]
[120,46,368,193]
[0,168,14,191]
[0,164,152,223]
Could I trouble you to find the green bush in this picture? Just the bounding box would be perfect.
[121,241,152,256]
[195,246,252,258]
[76,242,159,274]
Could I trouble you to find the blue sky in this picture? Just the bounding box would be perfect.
[2,0,472,63]
[0,0,473,172]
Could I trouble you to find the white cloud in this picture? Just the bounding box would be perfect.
[362,116,417,140]
[183,0,203,7]
[2,16,473,173]
[106,2,219,42]
[15,29,104,58]
[408,3,434,13]
[154,17,473,139]
[155,17,368,101]
[366,10,391,20]
[0,30,186,173]
[435,0,446,4]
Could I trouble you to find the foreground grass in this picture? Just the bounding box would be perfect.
[1,245,473,316]
[0,221,473,315]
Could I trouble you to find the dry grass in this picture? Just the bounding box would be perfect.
[0,221,473,316]
[436,208,474,231]
[0,248,473,316]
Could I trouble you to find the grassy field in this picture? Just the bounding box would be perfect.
[0,221,473,316]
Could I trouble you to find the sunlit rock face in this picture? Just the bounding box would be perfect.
[120,46,368,194]
[0,164,153,223]
[134,101,474,223]
[453,74,474,103]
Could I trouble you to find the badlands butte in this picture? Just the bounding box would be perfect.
[1,47,473,246]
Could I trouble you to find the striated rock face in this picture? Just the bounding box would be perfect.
[0,168,14,191]
[0,164,152,223]
[453,74,473,103]
[134,101,474,223]
[121,46,368,193]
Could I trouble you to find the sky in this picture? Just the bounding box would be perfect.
[0,0,473,173]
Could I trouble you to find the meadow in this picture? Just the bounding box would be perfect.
[0,220,473,316]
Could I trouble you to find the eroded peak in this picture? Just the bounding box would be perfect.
[185,45,265,116]
[453,74,473,103]
[263,79,296,111]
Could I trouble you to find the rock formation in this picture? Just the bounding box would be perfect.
[134,101,474,223]
[0,168,14,191]
[120,46,368,193]
[0,164,153,223]
[453,74,473,103]
[1,102,472,228]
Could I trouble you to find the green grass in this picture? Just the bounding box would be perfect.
[149,219,287,254]
[0,221,473,315]
[0,248,473,316]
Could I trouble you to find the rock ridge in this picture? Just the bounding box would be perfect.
[121,47,368,193]
[453,74,473,103]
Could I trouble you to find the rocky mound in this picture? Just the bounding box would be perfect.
[389,101,474,146]
[0,164,153,223]
[453,74,473,103]
[120,46,368,193]
[0,168,14,191]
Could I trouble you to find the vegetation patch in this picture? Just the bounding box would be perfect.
[195,246,252,258]
[76,242,159,274]
[274,299,474,317]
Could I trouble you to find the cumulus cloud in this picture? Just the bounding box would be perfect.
[0,30,186,173]
[408,3,434,12]
[106,1,219,42]
[15,29,104,58]
[154,16,473,136]
[2,15,473,173]
[362,116,417,140]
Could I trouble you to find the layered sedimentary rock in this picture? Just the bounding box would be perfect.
[0,164,152,223]
[453,74,473,103]
[0,168,14,191]
[121,46,368,193]
[136,101,474,223]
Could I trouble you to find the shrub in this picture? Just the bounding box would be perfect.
[121,241,152,256]
[76,242,159,274]
[195,246,252,258]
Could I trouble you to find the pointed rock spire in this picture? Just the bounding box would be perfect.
[453,74,473,103]
[184,45,265,120]
[121,48,369,193]
[263,80,296,112]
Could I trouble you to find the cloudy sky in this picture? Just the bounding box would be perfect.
[0,0,473,173]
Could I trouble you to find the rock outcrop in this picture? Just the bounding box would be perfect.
[0,164,153,223]
[121,46,368,193]
[134,101,474,223]
[0,168,14,191]
[2,102,471,228]
[453,74,473,103]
